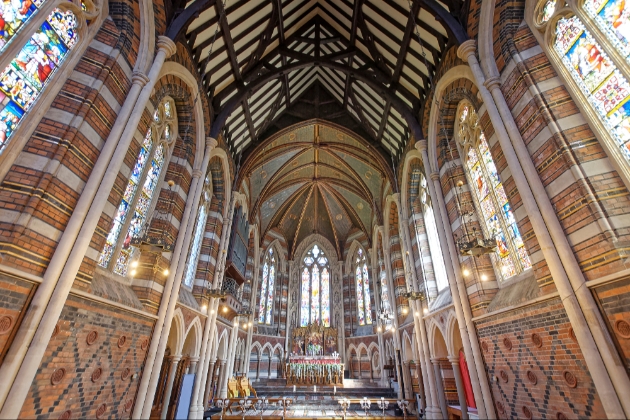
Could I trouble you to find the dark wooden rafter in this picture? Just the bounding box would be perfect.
[167,0,470,159]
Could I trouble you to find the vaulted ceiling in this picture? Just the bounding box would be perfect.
[166,0,469,162]
[239,121,391,258]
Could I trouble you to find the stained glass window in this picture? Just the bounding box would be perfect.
[299,244,330,327]
[0,7,78,153]
[98,99,175,275]
[378,251,391,313]
[258,247,276,324]
[459,105,532,281]
[423,195,449,291]
[553,15,630,164]
[355,247,372,326]
[183,197,208,288]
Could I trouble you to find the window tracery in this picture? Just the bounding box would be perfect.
[534,0,630,177]
[0,0,99,154]
[183,183,211,288]
[258,247,276,324]
[457,104,532,281]
[355,247,372,325]
[98,98,176,276]
[300,244,330,327]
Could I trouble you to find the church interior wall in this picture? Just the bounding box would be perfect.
[1,0,630,416]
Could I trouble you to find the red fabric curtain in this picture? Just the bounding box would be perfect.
[459,349,476,408]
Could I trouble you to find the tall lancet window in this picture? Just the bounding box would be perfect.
[183,184,210,288]
[258,247,276,324]
[378,249,391,313]
[416,172,449,291]
[300,244,330,327]
[355,247,372,325]
[98,98,176,276]
[457,104,532,281]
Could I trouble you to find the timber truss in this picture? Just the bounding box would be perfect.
[166,0,469,162]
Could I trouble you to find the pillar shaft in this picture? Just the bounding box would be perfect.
[449,356,469,420]
[432,359,448,420]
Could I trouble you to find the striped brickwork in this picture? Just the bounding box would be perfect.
[192,155,227,301]
[503,24,630,284]
[387,202,409,322]
[0,19,133,277]
[240,231,256,312]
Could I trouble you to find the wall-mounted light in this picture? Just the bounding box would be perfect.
[463,268,470,276]
[481,274,488,281]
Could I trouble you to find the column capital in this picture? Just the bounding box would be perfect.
[206,137,218,150]
[192,169,203,178]
[415,139,428,153]
[189,356,200,363]
[430,172,440,181]
[131,71,150,87]
[171,356,182,363]
[457,39,477,62]
[483,76,502,92]
[448,356,460,365]
[157,36,178,58]
[430,357,441,366]
[219,359,227,365]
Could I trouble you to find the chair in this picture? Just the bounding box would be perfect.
[238,377,257,397]
[227,378,239,398]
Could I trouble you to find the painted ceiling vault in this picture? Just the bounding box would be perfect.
[241,121,391,258]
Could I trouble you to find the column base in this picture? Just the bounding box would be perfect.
[425,406,444,420]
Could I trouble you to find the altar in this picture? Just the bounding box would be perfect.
[286,322,343,385]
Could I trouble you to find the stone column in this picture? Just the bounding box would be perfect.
[256,354,261,380]
[268,354,273,378]
[216,360,227,398]
[160,356,181,419]
[221,322,239,397]
[432,359,448,420]
[448,356,469,420]
[412,303,441,419]
[141,150,217,418]
[457,41,628,419]
[0,37,176,418]
[415,139,490,419]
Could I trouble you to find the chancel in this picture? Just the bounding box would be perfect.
[0,0,629,418]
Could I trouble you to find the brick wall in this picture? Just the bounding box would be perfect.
[19,294,155,419]
[476,298,606,419]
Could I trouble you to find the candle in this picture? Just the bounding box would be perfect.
[314,385,316,392]
[334,386,337,394]
[293,385,296,392]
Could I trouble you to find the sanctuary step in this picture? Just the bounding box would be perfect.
[251,379,398,398]
[205,395,414,419]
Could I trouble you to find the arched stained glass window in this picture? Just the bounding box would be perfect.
[183,186,210,288]
[535,0,630,173]
[300,244,330,327]
[378,249,391,313]
[258,247,276,324]
[457,104,532,281]
[98,98,176,276]
[0,5,81,152]
[355,247,372,326]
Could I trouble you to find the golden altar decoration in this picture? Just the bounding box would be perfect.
[286,322,343,385]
